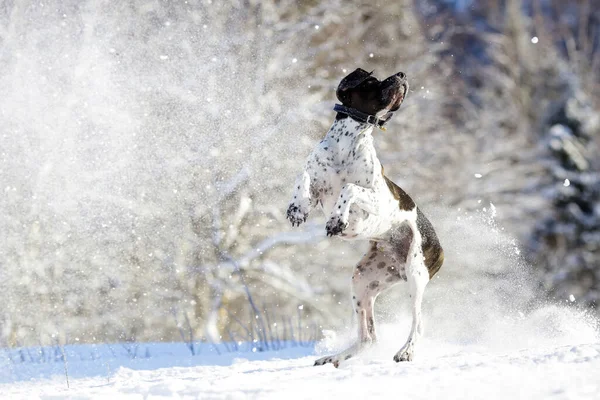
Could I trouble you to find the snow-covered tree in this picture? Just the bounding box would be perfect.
[0,0,598,347]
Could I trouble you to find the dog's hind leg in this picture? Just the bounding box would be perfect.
[393,225,429,362]
[314,243,401,368]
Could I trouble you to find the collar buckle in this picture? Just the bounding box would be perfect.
[366,115,379,125]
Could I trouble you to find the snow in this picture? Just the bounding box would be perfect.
[2,322,599,399]
[1,230,599,400]
[1,342,599,399]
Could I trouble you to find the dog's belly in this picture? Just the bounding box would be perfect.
[345,196,401,240]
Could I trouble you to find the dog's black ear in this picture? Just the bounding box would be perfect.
[336,68,373,101]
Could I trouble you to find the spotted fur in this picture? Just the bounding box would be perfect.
[287,69,443,367]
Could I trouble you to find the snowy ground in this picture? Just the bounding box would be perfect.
[2,322,599,400]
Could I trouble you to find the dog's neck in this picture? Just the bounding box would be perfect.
[326,115,374,140]
[323,116,376,164]
[334,104,394,130]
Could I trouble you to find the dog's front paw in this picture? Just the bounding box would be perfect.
[287,203,308,227]
[326,216,348,236]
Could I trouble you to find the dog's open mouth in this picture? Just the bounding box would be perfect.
[390,92,405,111]
[393,82,408,109]
[396,92,405,104]
[382,79,408,111]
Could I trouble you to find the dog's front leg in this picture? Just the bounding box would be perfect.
[287,170,313,227]
[326,183,378,236]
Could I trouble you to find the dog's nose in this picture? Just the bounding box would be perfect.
[396,72,406,79]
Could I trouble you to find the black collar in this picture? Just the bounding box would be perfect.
[333,104,394,130]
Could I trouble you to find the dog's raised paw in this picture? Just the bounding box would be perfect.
[325,217,347,236]
[287,203,308,227]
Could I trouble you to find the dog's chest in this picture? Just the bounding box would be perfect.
[310,119,379,209]
[328,131,374,180]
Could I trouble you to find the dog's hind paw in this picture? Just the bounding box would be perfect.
[287,203,309,227]
[393,342,415,362]
[314,354,352,368]
[393,352,413,362]
[313,355,334,367]
[325,216,347,236]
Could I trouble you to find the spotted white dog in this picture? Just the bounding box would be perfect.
[287,68,443,367]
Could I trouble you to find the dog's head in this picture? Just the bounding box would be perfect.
[336,68,408,116]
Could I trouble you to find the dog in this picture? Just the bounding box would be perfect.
[286,68,443,367]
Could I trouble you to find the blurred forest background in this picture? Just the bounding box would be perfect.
[0,0,598,347]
